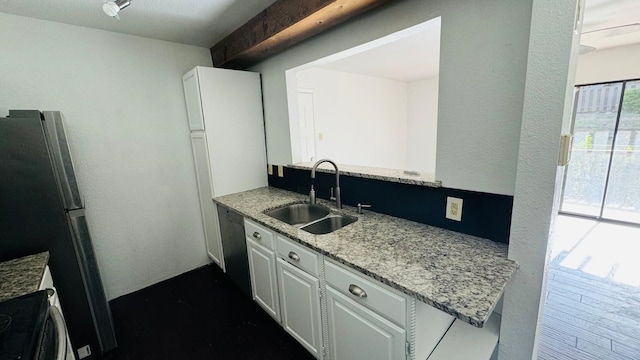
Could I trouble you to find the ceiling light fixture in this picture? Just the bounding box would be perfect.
[103,0,131,20]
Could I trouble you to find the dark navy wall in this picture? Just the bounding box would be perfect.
[268,166,514,244]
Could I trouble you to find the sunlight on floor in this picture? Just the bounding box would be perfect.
[550,215,640,287]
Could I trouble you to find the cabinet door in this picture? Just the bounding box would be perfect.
[190,132,223,268]
[326,285,406,360]
[198,67,267,196]
[277,259,323,359]
[247,238,280,322]
[182,67,205,131]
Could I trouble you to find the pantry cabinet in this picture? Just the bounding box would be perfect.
[190,131,223,267]
[182,66,268,269]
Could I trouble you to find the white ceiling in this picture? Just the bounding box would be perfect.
[581,0,640,50]
[0,0,276,48]
[0,0,638,70]
[316,17,441,82]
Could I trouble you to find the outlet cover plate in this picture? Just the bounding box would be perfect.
[446,197,463,221]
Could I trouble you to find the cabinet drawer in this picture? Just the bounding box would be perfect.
[324,259,407,327]
[244,219,275,251]
[276,235,320,276]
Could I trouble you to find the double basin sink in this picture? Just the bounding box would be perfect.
[264,203,357,235]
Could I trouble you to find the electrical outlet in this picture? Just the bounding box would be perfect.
[267,164,273,175]
[77,345,92,359]
[277,165,284,177]
[446,197,463,221]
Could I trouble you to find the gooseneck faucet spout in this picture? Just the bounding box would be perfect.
[310,159,341,209]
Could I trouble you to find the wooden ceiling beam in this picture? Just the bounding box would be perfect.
[210,0,391,69]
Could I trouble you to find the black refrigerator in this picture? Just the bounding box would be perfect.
[0,110,117,359]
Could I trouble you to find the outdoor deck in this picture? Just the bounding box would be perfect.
[538,215,640,360]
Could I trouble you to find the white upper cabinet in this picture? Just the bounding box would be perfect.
[182,66,268,197]
[183,68,205,131]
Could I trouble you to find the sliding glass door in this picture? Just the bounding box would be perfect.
[561,80,640,224]
[602,80,640,223]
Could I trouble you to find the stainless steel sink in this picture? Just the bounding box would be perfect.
[300,215,357,235]
[264,203,330,226]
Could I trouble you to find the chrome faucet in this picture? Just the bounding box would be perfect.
[309,159,341,209]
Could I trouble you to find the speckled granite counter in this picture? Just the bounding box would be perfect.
[0,252,49,302]
[214,187,518,328]
[289,162,442,187]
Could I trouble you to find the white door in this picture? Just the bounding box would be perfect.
[297,90,316,162]
[247,238,280,322]
[190,132,224,269]
[277,259,323,359]
[326,285,406,360]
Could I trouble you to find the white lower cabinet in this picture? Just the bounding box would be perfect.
[324,259,410,360]
[326,285,406,360]
[243,219,456,360]
[277,258,323,359]
[246,227,280,322]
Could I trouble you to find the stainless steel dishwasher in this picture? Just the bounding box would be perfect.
[217,204,252,297]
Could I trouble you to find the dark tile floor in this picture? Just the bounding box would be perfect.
[538,216,640,360]
[100,264,315,360]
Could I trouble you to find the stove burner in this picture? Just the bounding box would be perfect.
[0,291,49,359]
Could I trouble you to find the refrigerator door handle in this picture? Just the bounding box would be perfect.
[67,211,118,351]
[42,111,83,210]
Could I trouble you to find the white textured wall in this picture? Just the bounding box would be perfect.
[406,77,438,174]
[575,43,640,85]
[500,0,582,358]
[296,68,408,169]
[252,0,531,196]
[0,13,212,300]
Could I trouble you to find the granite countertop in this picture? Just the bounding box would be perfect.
[289,162,442,188]
[214,187,518,328]
[0,252,49,302]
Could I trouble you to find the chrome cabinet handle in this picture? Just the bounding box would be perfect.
[348,284,367,298]
[288,251,300,261]
[252,231,261,240]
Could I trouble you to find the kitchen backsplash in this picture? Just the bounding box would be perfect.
[268,166,513,244]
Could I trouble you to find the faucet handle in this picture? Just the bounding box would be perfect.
[357,203,372,214]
